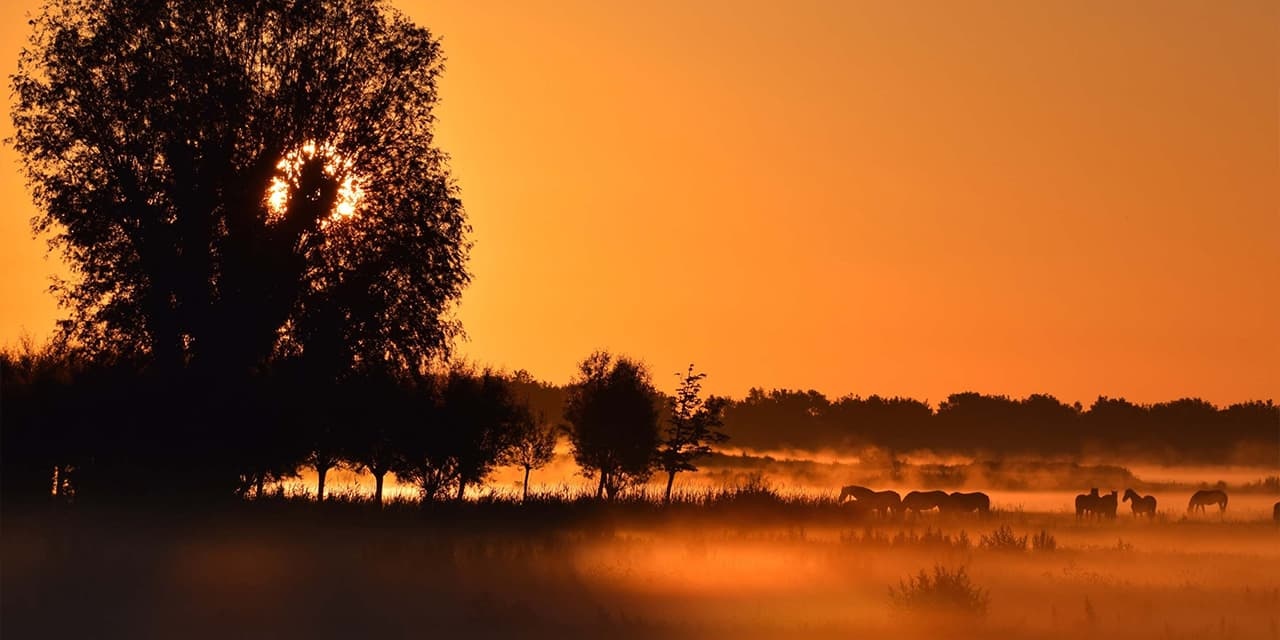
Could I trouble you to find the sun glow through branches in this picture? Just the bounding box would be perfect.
[265,140,366,226]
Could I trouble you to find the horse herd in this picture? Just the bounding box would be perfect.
[838,485,990,517]
[841,484,1280,521]
[1075,488,1232,520]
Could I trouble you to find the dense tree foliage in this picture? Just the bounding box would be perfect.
[390,368,531,501]
[12,0,469,377]
[564,352,661,499]
[6,0,471,501]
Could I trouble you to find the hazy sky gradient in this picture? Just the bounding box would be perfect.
[2,0,1276,402]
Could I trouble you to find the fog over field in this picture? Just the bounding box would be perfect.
[283,444,1280,518]
[5,501,1278,639]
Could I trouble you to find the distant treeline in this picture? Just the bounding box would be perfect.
[696,453,1280,494]
[501,383,1277,466]
[719,390,1278,464]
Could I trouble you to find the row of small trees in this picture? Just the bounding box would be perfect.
[566,352,728,501]
[0,341,727,505]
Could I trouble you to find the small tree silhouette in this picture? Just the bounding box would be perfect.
[391,368,528,503]
[284,373,348,502]
[659,365,728,503]
[304,430,344,503]
[501,414,558,501]
[340,373,411,506]
[564,352,660,499]
[440,368,528,501]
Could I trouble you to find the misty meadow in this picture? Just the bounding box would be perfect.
[2,1,1277,639]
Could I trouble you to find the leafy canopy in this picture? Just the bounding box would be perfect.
[11,0,470,376]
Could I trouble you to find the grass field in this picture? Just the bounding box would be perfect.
[4,485,1278,639]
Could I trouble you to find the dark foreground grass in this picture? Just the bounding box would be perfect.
[4,495,1278,640]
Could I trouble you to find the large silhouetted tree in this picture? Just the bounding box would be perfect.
[659,365,728,502]
[12,0,470,377]
[564,352,660,499]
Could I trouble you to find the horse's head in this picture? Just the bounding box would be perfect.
[1123,489,1137,502]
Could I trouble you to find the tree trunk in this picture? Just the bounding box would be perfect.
[316,465,328,502]
[373,471,385,507]
[255,474,265,499]
[522,465,531,502]
[664,470,677,504]
[596,472,607,499]
[456,478,466,502]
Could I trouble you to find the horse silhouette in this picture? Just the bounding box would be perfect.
[1187,489,1227,514]
[942,491,990,515]
[1096,490,1118,519]
[902,490,950,514]
[1273,501,1279,523]
[1122,488,1157,518]
[1075,488,1116,520]
[1075,488,1100,520]
[839,485,901,517]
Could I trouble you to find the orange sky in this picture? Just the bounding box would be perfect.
[2,0,1277,404]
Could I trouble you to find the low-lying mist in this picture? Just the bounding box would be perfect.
[284,444,1280,517]
[5,501,1278,639]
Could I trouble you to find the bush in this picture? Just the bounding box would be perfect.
[980,524,1028,551]
[715,471,782,506]
[1032,528,1057,551]
[889,565,990,616]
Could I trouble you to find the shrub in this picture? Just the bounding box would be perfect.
[980,524,1028,551]
[1032,529,1057,551]
[716,471,782,506]
[889,565,990,616]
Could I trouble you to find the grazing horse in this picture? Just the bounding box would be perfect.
[1187,489,1228,514]
[1075,488,1100,520]
[1122,489,1157,518]
[839,485,901,517]
[943,491,991,515]
[902,490,950,514]
[1273,501,1279,523]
